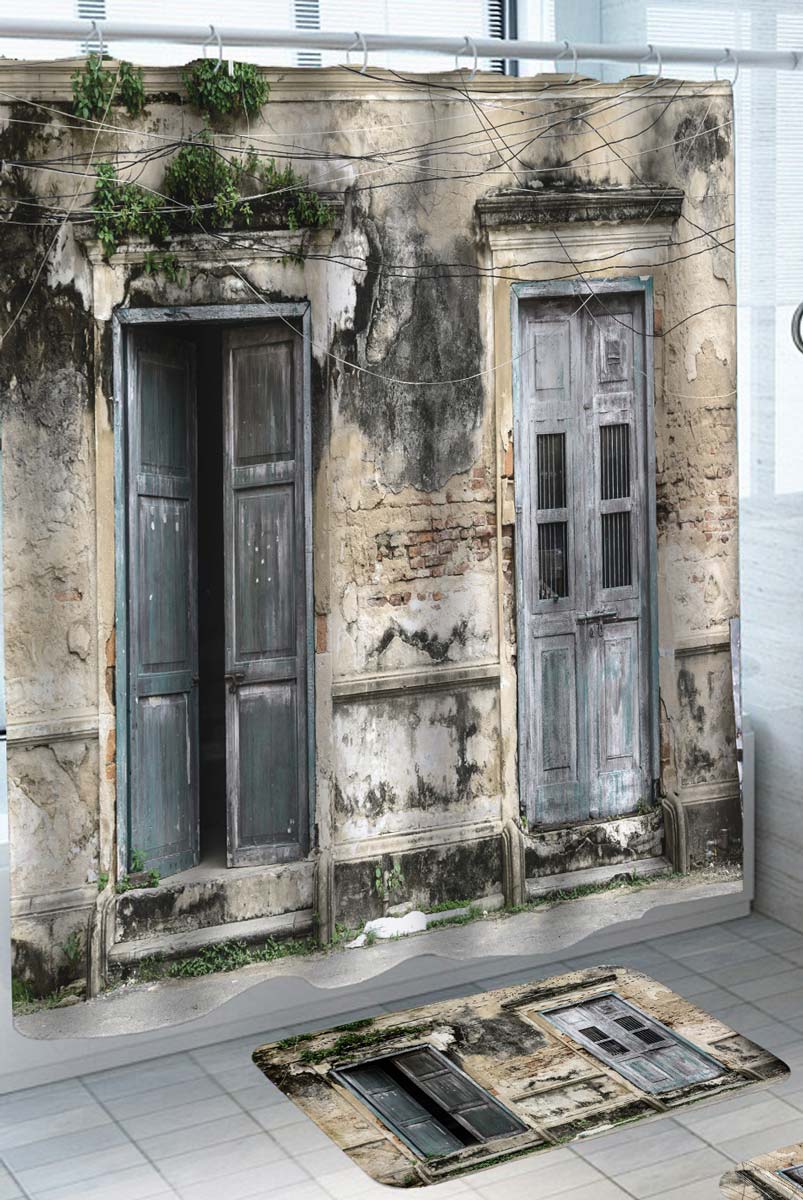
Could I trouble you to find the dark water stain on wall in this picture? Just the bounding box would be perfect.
[335,837,502,926]
[331,210,484,492]
[370,618,469,665]
[673,112,731,174]
[452,1010,547,1058]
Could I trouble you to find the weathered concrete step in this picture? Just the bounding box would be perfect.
[526,856,671,900]
[109,909,315,966]
[524,809,664,878]
[114,858,314,942]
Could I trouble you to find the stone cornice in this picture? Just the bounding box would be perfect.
[476,186,685,230]
[0,60,731,104]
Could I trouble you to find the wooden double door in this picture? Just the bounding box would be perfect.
[124,321,310,875]
[516,288,657,829]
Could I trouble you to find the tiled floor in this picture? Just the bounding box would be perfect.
[2,912,803,1200]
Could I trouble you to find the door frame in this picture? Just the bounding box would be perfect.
[112,303,314,877]
[510,277,659,828]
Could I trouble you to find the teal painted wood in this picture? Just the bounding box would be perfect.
[127,332,199,876]
[514,282,656,829]
[223,323,308,866]
[337,1047,525,1160]
[113,319,130,877]
[546,994,725,1093]
[0,438,7,859]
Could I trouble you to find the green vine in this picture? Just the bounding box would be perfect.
[71,54,146,120]
[94,162,168,258]
[93,135,332,276]
[183,58,269,119]
[163,130,251,231]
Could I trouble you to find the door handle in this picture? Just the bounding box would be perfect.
[577,610,617,638]
[224,671,245,693]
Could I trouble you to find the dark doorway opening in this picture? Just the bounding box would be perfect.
[195,329,226,864]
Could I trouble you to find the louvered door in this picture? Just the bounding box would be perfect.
[223,324,309,866]
[546,994,725,1093]
[517,291,654,828]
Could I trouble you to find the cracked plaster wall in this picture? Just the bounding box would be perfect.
[0,67,740,978]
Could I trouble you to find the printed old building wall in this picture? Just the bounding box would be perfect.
[254,966,786,1187]
[0,61,741,996]
[720,1142,803,1199]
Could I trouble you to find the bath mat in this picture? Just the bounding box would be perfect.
[253,965,789,1187]
[720,1142,803,1198]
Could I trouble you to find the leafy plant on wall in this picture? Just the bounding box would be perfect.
[183,58,270,120]
[71,54,146,120]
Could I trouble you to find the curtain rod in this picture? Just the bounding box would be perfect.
[0,21,800,72]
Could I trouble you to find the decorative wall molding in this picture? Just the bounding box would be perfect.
[477,186,685,232]
[12,884,97,919]
[331,660,501,703]
[335,818,502,859]
[674,632,732,658]
[8,713,99,749]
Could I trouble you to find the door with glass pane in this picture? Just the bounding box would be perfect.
[517,289,655,828]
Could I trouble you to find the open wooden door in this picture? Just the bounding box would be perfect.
[222,324,309,866]
[127,331,199,875]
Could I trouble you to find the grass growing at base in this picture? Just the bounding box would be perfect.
[125,934,317,984]
[11,977,84,1014]
[297,1022,430,1065]
[424,897,475,913]
[508,868,682,914]
[110,868,686,991]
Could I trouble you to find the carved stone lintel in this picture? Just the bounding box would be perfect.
[476,186,684,230]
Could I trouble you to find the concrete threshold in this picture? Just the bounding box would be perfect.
[16,870,745,1042]
[526,856,671,899]
[109,909,315,965]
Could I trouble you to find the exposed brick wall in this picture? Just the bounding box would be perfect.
[368,507,496,604]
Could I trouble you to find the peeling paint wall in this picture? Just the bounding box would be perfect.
[720,1141,803,1200]
[0,64,740,990]
[254,966,785,1187]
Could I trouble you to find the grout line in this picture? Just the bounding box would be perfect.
[189,1053,317,1186]
[0,1153,35,1200]
[82,1091,183,1200]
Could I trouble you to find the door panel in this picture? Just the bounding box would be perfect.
[518,291,654,829]
[546,994,724,1093]
[236,683,298,846]
[235,488,295,659]
[128,332,198,876]
[224,324,308,866]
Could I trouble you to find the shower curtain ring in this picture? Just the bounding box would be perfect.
[347,32,369,73]
[556,40,579,84]
[639,44,663,88]
[714,48,740,86]
[792,301,803,356]
[87,20,104,59]
[455,36,479,80]
[202,25,223,72]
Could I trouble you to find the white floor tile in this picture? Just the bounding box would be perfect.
[0,1162,22,1200]
[136,1112,263,1162]
[173,1156,309,1200]
[119,1093,242,1140]
[34,1162,178,1200]
[3,915,803,1200]
[615,1148,732,1198]
[0,1102,111,1153]
[155,1132,289,1189]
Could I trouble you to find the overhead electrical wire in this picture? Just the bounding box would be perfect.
[0,62,739,390]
